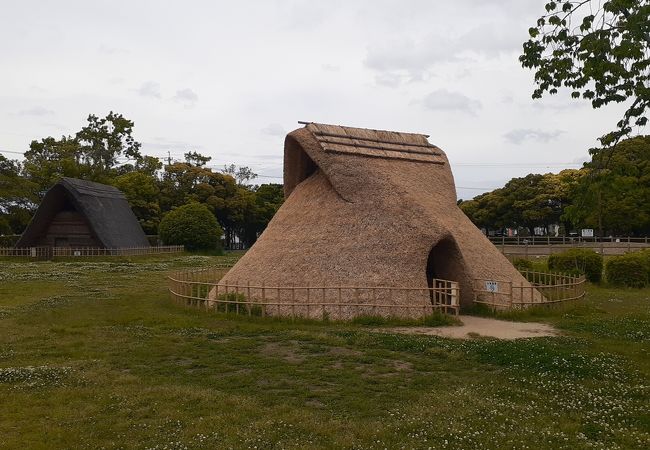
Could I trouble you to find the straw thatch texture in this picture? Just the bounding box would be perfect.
[220,123,539,317]
[16,177,150,249]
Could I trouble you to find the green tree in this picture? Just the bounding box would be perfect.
[222,164,258,185]
[113,172,162,234]
[460,170,583,235]
[159,203,223,251]
[0,155,38,234]
[563,136,650,234]
[76,111,142,176]
[159,154,251,247]
[184,151,211,167]
[521,1,650,149]
[23,136,86,195]
[23,112,145,194]
[460,189,509,233]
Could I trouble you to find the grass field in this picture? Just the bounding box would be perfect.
[0,255,648,449]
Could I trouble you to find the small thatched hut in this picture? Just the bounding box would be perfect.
[16,177,149,249]
[220,122,538,315]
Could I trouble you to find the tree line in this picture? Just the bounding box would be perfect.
[459,136,650,236]
[0,112,284,247]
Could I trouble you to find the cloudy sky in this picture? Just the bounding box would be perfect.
[0,0,628,199]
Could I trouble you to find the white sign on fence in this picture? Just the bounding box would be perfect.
[485,281,499,293]
[581,228,594,237]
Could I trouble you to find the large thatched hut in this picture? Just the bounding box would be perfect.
[220,122,538,316]
[16,177,149,249]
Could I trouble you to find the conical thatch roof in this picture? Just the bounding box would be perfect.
[16,177,149,248]
[221,122,537,315]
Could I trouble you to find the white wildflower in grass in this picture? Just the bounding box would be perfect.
[0,365,73,389]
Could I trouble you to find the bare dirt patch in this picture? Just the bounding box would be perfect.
[328,346,362,357]
[259,341,305,363]
[383,315,558,340]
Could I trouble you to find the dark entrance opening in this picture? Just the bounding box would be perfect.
[425,237,464,307]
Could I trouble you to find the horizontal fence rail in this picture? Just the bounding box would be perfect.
[0,245,184,258]
[168,268,460,320]
[489,236,650,245]
[473,270,586,310]
[489,236,650,257]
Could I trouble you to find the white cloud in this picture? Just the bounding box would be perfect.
[421,90,482,115]
[503,129,564,145]
[16,106,54,116]
[261,123,286,136]
[321,64,340,72]
[98,44,128,55]
[374,72,406,88]
[0,0,620,201]
[364,36,453,79]
[173,88,198,107]
[364,24,523,86]
[136,81,161,99]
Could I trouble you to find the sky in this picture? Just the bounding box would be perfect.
[0,0,629,199]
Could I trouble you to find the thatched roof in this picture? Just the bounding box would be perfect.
[284,123,446,197]
[222,122,538,316]
[16,177,149,248]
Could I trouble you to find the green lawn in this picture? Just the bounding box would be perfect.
[0,255,648,449]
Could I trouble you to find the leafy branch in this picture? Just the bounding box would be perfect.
[520,0,650,153]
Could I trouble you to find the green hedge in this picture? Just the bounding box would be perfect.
[605,251,650,288]
[512,258,534,272]
[159,203,223,252]
[548,248,603,282]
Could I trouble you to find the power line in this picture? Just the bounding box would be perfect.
[456,186,498,190]
[1,147,583,182]
[454,163,581,167]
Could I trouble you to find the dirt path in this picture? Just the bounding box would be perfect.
[384,315,558,340]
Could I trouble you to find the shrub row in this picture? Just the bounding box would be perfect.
[548,249,603,282]
[605,250,650,288]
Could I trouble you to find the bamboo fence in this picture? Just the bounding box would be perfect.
[473,270,586,310]
[0,245,184,259]
[490,235,650,258]
[168,268,460,320]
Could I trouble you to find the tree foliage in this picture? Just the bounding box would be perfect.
[7,112,285,245]
[222,163,258,185]
[460,170,581,234]
[158,203,223,251]
[114,172,162,234]
[0,155,38,234]
[520,0,650,148]
[563,135,650,234]
[461,136,650,236]
[76,112,142,173]
[548,248,603,282]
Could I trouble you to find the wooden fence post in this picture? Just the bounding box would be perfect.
[508,281,513,309]
[261,281,266,317]
[338,287,342,320]
[247,281,251,316]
